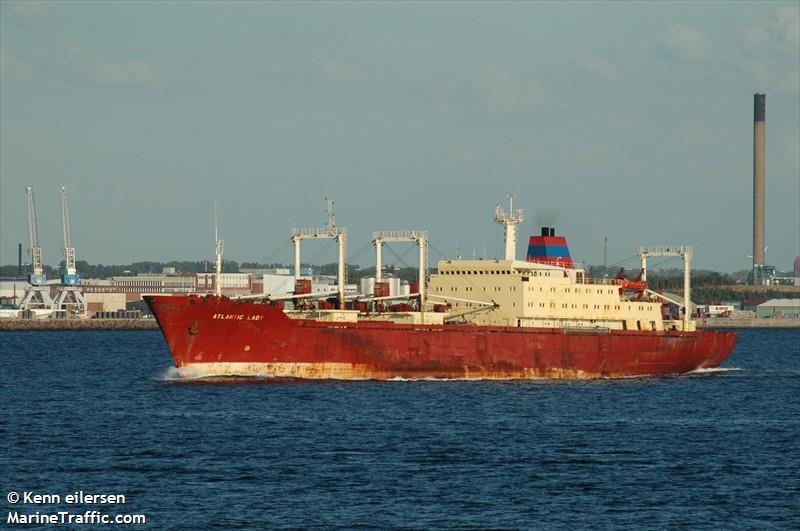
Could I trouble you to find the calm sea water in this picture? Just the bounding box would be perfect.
[1,329,798,529]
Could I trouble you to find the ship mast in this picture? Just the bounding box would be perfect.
[639,246,693,331]
[494,196,524,261]
[373,230,428,315]
[292,199,347,308]
[215,201,224,297]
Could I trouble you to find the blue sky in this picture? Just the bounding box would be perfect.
[1,1,798,273]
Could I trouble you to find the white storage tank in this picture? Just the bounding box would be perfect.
[360,277,375,296]
[389,278,401,297]
[400,281,410,297]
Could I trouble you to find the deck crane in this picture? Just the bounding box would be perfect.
[19,186,55,310]
[54,186,87,315]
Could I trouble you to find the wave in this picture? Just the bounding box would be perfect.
[157,366,744,383]
[387,376,488,382]
[157,367,281,382]
[687,367,743,376]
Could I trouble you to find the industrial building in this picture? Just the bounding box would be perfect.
[756,299,800,319]
[196,273,252,296]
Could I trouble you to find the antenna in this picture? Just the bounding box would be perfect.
[494,195,524,261]
[214,200,224,297]
[325,197,336,232]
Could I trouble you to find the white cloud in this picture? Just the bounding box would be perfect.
[444,148,480,168]
[744,26,770,48]
[0,46,36,81]
[56,38,161,88]
[744,6,800,50]
[474,63,541,115]
[786,69,800,91]
[662,24,713,60]
[683,128,706,144]
[11,0,46,20]
[738,7,800,93]
[775,6,800,46]
[322,60,360,80]
[573,56,620,81]
[96,58,160,87]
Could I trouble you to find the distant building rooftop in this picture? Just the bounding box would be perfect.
[759,299,800,308]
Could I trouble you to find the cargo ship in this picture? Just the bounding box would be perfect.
[146,200,735,380]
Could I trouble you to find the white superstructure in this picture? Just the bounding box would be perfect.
[427,258,687,331]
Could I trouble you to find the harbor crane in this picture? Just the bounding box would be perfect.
[54,186,88,315]
[19,186,55,310]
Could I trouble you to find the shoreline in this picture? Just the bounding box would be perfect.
[0,319,160,331]
[697,318,799,329]
[1,317,797,331]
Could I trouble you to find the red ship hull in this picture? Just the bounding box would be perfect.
[146,295,736,380]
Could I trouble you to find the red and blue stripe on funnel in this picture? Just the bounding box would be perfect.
[526,227,574,268]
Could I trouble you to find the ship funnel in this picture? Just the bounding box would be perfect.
[527,228,574,268]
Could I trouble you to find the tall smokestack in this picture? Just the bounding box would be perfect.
[753,93,766,282]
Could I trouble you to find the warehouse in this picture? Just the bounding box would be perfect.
[756,299,800,319]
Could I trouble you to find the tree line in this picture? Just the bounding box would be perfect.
[1,261,791,293]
